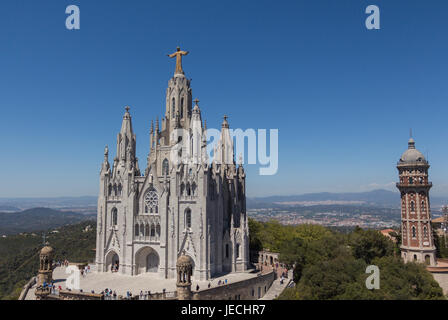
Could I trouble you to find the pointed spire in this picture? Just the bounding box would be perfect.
[150,120,154,134]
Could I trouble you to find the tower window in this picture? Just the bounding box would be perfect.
[151,224,156,237]
[112,208,118,226]
[180,97,184,118]
[186,183,191,196]
[410,201,415,212]
[162,158,169,176]
[225,244,229,258]
[409,177,413,184]
[172,98,176,118]
[135,224,139,236]
[424,226,428,238]
[421,201,425,212]
[236,244,240,258]
[412,226,416,238]
[185,209,192,229]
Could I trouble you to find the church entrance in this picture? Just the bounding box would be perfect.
[135,246,159,275]
[106,250,119,272]
[146,252,159,272]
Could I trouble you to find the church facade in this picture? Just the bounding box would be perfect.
[95,48,250,281]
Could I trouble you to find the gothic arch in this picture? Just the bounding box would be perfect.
[162,158,169,176]
[135,247,159,275]
[111,208,118,226]
[105,250,119,272]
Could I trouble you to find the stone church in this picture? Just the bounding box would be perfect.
[95,48,250,281]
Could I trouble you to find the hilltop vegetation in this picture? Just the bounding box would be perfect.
[249,218,445,300]
[0,221,96,300]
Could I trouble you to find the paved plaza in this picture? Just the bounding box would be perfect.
[25,264,259,299]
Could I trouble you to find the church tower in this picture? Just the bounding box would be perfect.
[397,136,436,266]
[95,48,250,281]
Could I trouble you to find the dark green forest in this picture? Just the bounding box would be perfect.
[249,218,446,300]
[0,221,96,300]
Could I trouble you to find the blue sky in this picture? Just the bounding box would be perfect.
[1,0,448,198]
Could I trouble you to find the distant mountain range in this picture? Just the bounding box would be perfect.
[247,189,448,209]
[0,196,97,211]
[0,208,95,235]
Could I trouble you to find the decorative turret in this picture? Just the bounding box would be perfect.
[37,245,54,287]
[114,106,138,174]
[176,253,193,300]
[214,115,235,167]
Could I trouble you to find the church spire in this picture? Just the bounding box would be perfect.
[115,106,137,170]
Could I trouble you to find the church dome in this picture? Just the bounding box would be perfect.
[40,246,54,255]
[399,138,426,163]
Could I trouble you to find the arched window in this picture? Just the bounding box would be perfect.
[191,183,197,196]
[108,184,112,196]
[150,224,156,237]
[185,209,192,229]
[186,183,191,196]
[162,158,169,176]
[113,184,118,196]
[225,244,229,258]
[412,226,416,238]
[236,244,240,258]
[421,201,425,212]
[118,184,122,196]
[145,224,150,237]
[140,224,144,237]
[172,97,176,118]
[180,183,185,196]
[144,188,159,214]
[112,208,118,226]
[135,224,139,236]
[424,226,428,238]
[180,97,184,118]
[410,201,415,212]
[156,223,161,237]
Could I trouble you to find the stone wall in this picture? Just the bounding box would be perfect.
[18,276,36,300]
[192,271,275,300]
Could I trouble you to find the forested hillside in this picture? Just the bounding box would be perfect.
[0,221,96,300]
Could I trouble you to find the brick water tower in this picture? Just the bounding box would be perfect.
[396,136,436,266]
